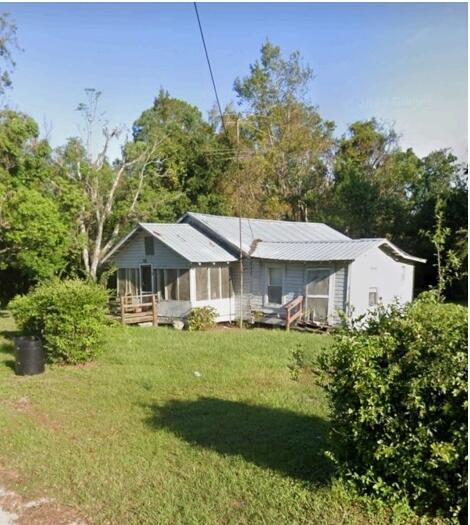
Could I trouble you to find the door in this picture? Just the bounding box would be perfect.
[140,264,153,295]
[305,268,331,323]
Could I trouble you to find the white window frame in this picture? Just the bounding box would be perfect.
[368,287,379,307]
[304,267,335,322]
[264,264,285,307]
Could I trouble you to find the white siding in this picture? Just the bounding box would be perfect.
[230,259,348,324]
[348,246,415,318]
[110,230,189,269]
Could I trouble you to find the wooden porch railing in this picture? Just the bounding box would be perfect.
[285,295,303,331]
[111,294,158,326]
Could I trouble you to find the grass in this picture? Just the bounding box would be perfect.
[0,315,439,525]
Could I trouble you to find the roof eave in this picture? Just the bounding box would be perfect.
[101,225,140,265]
[379,240,427,264]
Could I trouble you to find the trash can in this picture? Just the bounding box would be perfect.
[14,336,45,376]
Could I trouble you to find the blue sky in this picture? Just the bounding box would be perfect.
[2,2,468,161]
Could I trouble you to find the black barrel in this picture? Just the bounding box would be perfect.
[14,336,45,375]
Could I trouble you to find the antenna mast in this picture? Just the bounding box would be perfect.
[236,116,244,328]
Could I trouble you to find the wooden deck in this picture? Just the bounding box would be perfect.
[110,294,158,326]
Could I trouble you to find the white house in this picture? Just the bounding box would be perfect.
[102,212,425,326]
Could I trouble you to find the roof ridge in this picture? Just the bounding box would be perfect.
[140,222,191,227]
[259,239,383,244]
[187,211,325,226]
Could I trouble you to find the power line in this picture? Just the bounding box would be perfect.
[193,3,226,134]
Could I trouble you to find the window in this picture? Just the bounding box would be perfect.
[305,269,330,322]
[141,265,152,293]
[267,267,283,305]
[369,287,378,306]
[196,267,209,301]
[144,236,155,256]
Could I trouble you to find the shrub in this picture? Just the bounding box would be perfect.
[319,294,467,520]
[187,306,217,331]
[9,278,109,364]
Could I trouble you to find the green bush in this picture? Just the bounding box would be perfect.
[187,306,217,331]
[319,293,467,520]
[9,278,109,364]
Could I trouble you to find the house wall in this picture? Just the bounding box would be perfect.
[230,258,349,324]
[348,246,415,318]
[110,230,189,269]
[111,231,235,322]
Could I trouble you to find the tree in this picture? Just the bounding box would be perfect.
[0,13,19,94]
[330,119,419,238]
[230,41,335,220]
[0,111,73,303]
[412,151,468,297]
[54,89,161,279]
[132,89,230,220]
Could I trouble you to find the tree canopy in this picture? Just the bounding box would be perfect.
[0,37,467,302]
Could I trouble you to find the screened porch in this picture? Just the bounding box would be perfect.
[116,263,234,321]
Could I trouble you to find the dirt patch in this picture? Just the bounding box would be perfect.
[5,397,63,434]
[0,464,88,525]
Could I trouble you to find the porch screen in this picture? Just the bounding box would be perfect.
[155,269,190,301]
[117,268,140,296]
[305,269,330,322]
[221,266,230,299]
[155,269,164,300]
[118,269,126,296]
[210,267,221,299]
[178,270,190,301]
[196,267,209,301]
[141,265,152,293]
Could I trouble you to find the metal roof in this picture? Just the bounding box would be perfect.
[251,239,426,263]
[252,239,379,261]
[181,212,350,254]
[140,223,237,263]
[103,214,425,266]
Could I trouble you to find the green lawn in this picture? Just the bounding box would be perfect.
[0,315,436,525]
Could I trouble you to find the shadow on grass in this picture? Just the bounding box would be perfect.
[0,323,18,371]
[0,340,16,371]
[145,397,332,483]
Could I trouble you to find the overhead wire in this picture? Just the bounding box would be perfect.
[193,2,226,134]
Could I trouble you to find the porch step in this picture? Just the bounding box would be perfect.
[258,316,286,327]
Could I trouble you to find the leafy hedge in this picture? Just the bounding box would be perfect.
[319,294,467,520]
[187,306,217,331]
[9,279,109,364]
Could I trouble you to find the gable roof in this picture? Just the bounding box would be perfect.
[180,212,425,264]
[180,212,350,254]
[251,239,426,263]
[102,223,236,264]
